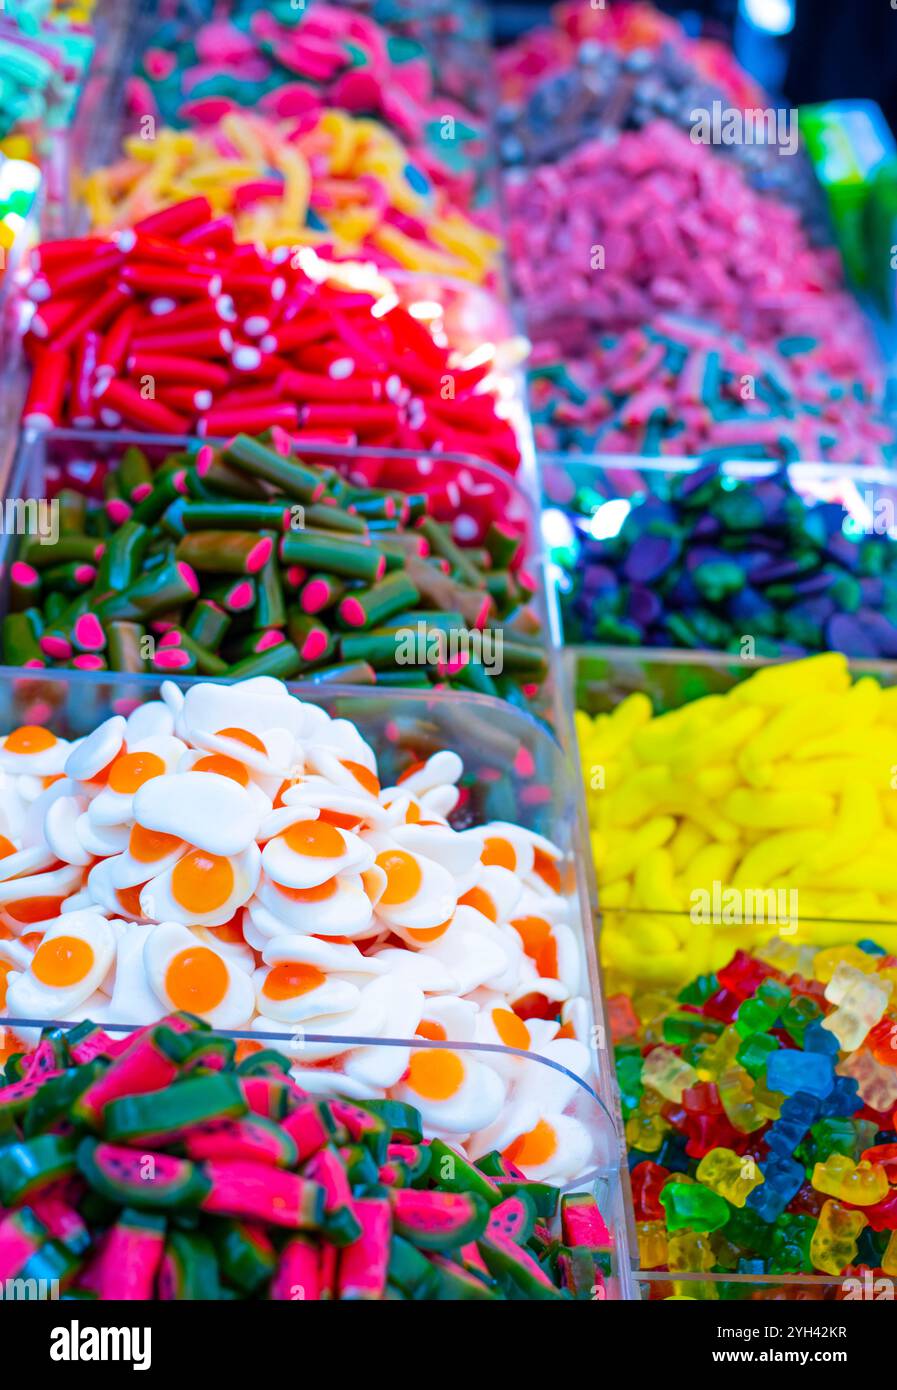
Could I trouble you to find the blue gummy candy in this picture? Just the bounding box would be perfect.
[765,1050,834,1099]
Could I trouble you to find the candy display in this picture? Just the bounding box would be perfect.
[81,108,500,283]
[616,938,897,1292]
[497,0,829,238]
[1,0,897,1311]
[577,653,897,992]
[549,462,897,660]
[19,210,520,465]
[127,1,496,224]
[0,1015,614,1299]
[1,432,545,699]
[0,677,595,1182]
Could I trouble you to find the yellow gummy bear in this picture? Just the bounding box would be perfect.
[696,1147,764,1207]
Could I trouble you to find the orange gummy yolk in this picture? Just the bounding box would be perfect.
[532,848,561,892]
[206,914,244,945]
[511,917,558,980]
[108,750,166,794]
[278,878,338,903]
[0,835,15,859]
[171,851,235,913]
[504,1120,557,1169]
[129,824,180,864]
[492,1008,531,1050]
[376,850,422,906]
[116,885,147,918]
[459,887,496,922]
[6,897,65,925]
[481,836,516,870]
[165,947,229,1012]
[262,961,326,1000]
[5,725,56,755]
[416,1019,447,1041]
[407,1048,464,1100]
[397,760,425,784]
[235,1039,263,1065]
[32,935,94,987]
[193,753,249,786]
[0,961,11,1009]
[405,802,421,824]
[215,727,266,755]
[284,820,345,859]
[319,808,362,831]
[341,760,380,796]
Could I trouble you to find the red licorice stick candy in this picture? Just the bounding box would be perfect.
[277,369,382,403]
[97,302,143,380]
[126,352,231,390]
[28,246,124,303]
[23,347,69,428]
[71,331,100,428]
[30,237,108,274]
[51,285,133,355]
[198,402,299,436]
[95,379,190,434]
[132,197,212,239]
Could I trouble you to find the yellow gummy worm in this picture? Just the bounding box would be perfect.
[721,789,835,829]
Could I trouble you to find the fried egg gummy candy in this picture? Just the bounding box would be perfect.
[0,1016,614,1300]
[0,678,593,1187]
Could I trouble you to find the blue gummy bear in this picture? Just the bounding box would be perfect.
[747,1156,804,1222]
[816,1075,861,1118]
[766,1049,834,1099]
[765,1093,821,1157]
[803,1020,840,1057]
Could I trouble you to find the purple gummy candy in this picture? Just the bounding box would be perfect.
[677,464,718,499]
[693,515,721,540]
[825,534,861,571]
[854,608,897,658]
[581,563,619,594]
[626,585,662,627]
[684,546,726,574]
[789,574,835,598]
[859,578,884,606]
[825,614,879,658]
[623,534,678,583]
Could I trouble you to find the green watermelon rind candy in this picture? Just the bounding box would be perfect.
[429,1253,499,1301]
[354,1099,422,1144]
[0,1134,78,1206]
[478,1231,568,1301]
[426,1139,503,1206]
[211,1219,277,1295]
[497,1178,559,1220]
[158,1229,220,1300]
[23,1061,104,1138]
[76,1138,212,1211]
[104,1074,248,1146]
[390,1188,489,1252]
[387,1234,440,1298]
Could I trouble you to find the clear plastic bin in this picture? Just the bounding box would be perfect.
[540,452,897,654]
[2,426,554,719]
[0,665,632,1293]
[0,1017,631,1299]
[567,644,897,1299]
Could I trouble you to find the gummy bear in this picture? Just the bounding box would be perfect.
[668,1230,716,1273]
[637,1220,668,1269]
[641,1045,698,1102]
[696,1146,764,1208]
[630,1160,669,1221]
[809,1200,867,1276]
[766,1048,835,1099]
[837,1050,897,1112]
[746,1154,804,1223]
[769,1214,816,1274]
[660,1180,730,1233]
[811,1153,890,1207]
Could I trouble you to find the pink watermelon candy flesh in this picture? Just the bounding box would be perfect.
[486,1194,536,1245]
[30,1193,89,1253]
[74,1017,196,1127]
[200,1159,325,1230]
[390,1188,488,1250]
[0,1208,47,1279]
[270,1236,321,1301]
[281,1099,333,1160]
[328,1098,385,1144]
[239,1074,294,1120]
[319,1238,339,1298]
[460,1241,490,1276]
[20,1039,61,1079]
[0,1070,59,1116]
[305,1147,361,1245]
[184,1116,297,1168]
[78,1213,166,1299]
[337,1198,391,1300]
[561,1193,612,1250]
[69,1029,119,1065]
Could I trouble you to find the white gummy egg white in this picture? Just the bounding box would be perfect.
[0,770,29,843]
[253,870,375,939]
[381,750,463,801]
[342,977,425,1088]
[499,1113,594,1185]
[367,947,458,995]
[251,976,391,1063]
[104,921,164,1026]
[262,818,373,891]
[5,910,115,1017]
[126,700,175,743]
[0,864,84,919]
[466,823,538,878]
[134,771,259,856]
[414,994,478,1043]
[420,908,514,995]
[74,814,130,859]
[458,866,523,927]
[140,843,260,928]
[0,726,70,778]
[511,917,581,1000]
[44,793,92,867]
[143,921,255,1028]
[253,935,378,1025]
[389,822,481,881]
[64,716,126,783]
[281,777,387,831]
[292,1068,383,1102]
[176,747,275,817]
[191,922,256,974]
[371,847,456,936]
[173,678,309,751]
[0,844,58,883]
[392,1048,505,1135]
